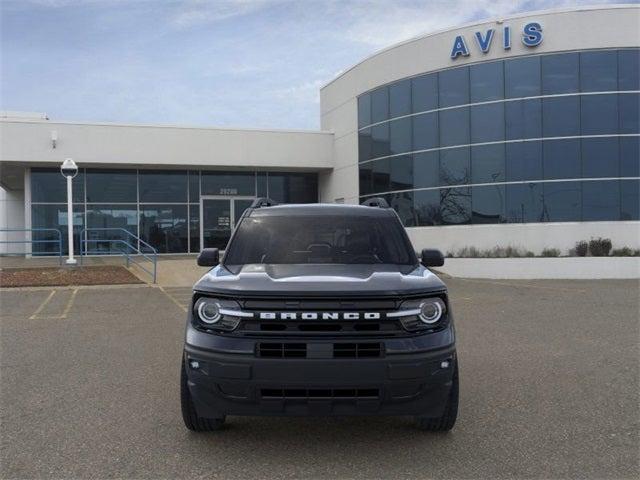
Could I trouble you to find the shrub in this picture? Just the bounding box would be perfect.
[610,247,640,257]
[574,241,589,257]
[450,245,535,258]
[589,237,612,257]
[540,248,561,257]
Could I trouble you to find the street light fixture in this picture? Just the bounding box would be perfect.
[60,158,78,265]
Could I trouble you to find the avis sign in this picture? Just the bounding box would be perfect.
[450,22,543,59]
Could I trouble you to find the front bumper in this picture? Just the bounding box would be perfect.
[184,324,456,418]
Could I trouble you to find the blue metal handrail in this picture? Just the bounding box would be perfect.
[79,228,158,283]
[0,228,63,264]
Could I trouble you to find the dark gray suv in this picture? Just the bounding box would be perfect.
[181,198,458,431]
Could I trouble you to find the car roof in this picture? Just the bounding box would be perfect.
[247,203,395,217]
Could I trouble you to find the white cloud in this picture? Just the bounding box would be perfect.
[334,0,591,48]
[171,0,284,28]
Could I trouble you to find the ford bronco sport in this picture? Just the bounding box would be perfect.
[181,198,458,431]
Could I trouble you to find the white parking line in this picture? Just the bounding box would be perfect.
[158,286,188,313]
[29,288,79,319]
[29,290,56,320]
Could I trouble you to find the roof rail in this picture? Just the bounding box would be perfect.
[361,197,390,208]
[250,197,279,208]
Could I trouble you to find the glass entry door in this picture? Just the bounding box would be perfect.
[200,197,253,250]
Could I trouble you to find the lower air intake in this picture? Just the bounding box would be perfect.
[261,388,380,399]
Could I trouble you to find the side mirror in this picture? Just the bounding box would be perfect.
[421,248,444,267]
[197,248,219,267]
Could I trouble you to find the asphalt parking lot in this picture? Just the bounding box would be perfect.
[1,278,638,479]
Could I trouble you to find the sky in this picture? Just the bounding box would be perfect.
[0,0,630,130]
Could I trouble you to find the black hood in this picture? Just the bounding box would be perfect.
[193,264,446,297]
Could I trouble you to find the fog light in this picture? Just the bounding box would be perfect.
[189,360,200,370]
[440,360,450,369]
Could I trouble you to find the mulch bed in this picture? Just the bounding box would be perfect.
[0,266,143,288]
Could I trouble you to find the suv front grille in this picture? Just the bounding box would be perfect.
[258,343,307,358]
[257,342,383,359]
[261,388,380,399]
[333,342,382,358]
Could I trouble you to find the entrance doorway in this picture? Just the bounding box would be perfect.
[200,197,254,250]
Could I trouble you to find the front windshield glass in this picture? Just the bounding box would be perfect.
[224,214,417,266]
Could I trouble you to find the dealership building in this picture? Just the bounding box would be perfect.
[1,5,638,257]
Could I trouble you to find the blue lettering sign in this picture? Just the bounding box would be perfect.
[475,29,495,53]
[522,22,543,47]
[450,22,543,59]
[450,35,470,59]
[503,26,511,50]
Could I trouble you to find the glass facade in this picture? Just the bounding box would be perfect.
[358,48,640,226]
[31,168,317,254]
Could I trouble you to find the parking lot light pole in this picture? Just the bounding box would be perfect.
[60,158,78,265]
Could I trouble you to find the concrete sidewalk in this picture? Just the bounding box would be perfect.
[1,255,209,287]
[130,256,209,287]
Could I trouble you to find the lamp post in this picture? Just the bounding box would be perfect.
[60,158,78,265]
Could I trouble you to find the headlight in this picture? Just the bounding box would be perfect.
[393,297,447,331]
[419,298,444,324]
[193,297,244,331]
[196,298,221,324]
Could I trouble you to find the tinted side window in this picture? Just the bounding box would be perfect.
[618,49,640,91]
[202,172,255,196]
[580,51,618,92]
[543,97,580,137]
[389,79,412,118]
[543,182,581,222]
[439,67,469,107]
[439,108,469,147]
[413,152,440,189]
[359,128,372,162]
[543,139,581,180]
[389,117,412,155]
[440,147,470,186]
[470,61,504,102]
[440,187,471,225]
[358,94,371,128]
[506,183,543,223]
[506,142,543,182]
[621,179,640,220]
[619,93,639,134]
[359,162,373,196]
[139,170,187,203]
[371,123,390,158]
[414,189,441,226]
[582,180,620,221]
[86,169,137,203]
[372,158,391,193]
[472,185,505,224]
[471,144,505,184]
[581,94,618,135]
[31,168,85,203]
[371,87,389,123]
[470,103,505,143]
[412,74,438,113]
[505,56,541,98]
[542,53,579,94]
[412,112,438,151]
[582,138,619,178]
[620,136,640,177]
[505,99,542,140]
[390,155,413,191]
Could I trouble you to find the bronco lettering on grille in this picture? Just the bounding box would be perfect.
[258,312,381,320]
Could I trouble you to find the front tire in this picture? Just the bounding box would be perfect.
[181,361,225,431]
[415,361,459,432]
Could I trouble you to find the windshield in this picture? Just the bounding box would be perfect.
[224,214,417,267]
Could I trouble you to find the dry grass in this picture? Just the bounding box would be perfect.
[0,266,143,288]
